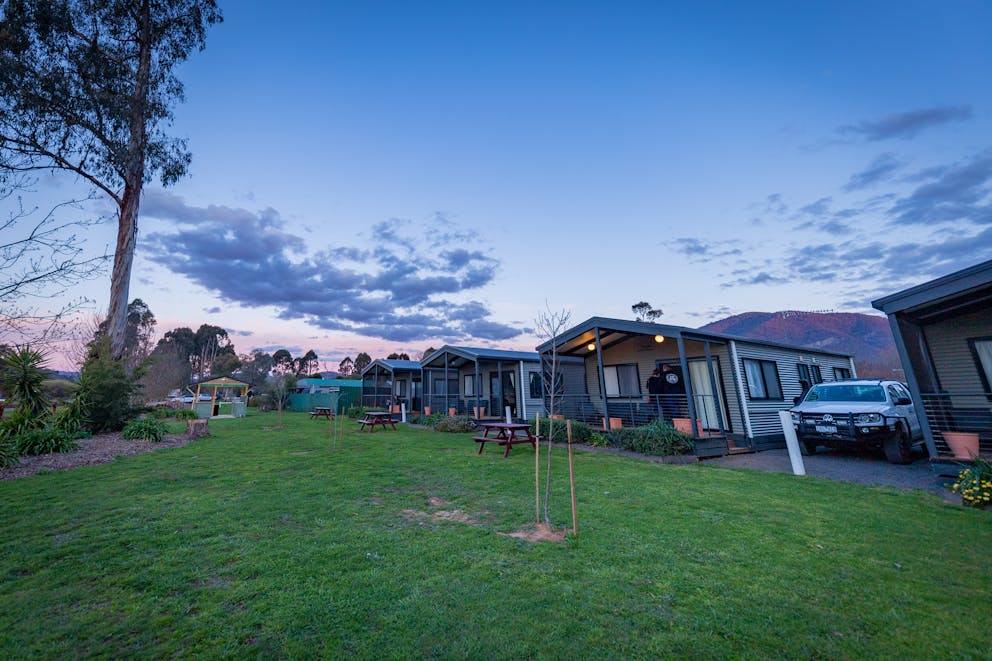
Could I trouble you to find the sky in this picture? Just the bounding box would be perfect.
[10,1,992,370]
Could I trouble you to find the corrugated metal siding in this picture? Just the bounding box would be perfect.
[734,342,853,438]
[923,307,992,409]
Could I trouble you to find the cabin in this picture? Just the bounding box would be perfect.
[536,317,855,454]
[872,259,992,462]
[359,359,423,412]
[419,346,584,420]
[286,378,361,414]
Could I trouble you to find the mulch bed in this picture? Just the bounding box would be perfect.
[0,432,200,481]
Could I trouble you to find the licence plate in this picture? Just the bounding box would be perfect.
[815,425,837,434]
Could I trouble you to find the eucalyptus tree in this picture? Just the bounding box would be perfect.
[0,0,222,359]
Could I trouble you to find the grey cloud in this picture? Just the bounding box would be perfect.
[844,153,904,192]
[141,191,521,343]
[719,272,788,288]
[839,105,972,141]
[887,150,992,226]
[672,238,743,260]
[204,306,221,314]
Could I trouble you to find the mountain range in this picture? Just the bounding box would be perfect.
[700,311,901,378]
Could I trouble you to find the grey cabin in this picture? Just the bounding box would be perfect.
[872,259,992,461]
[536,317,856,453]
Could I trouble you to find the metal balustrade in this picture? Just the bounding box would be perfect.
[920,392,992,457]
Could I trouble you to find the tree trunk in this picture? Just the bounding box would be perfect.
[108,0,152,360]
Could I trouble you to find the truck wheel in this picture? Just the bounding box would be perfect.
[883,428,913,464]
[799,438,817,456]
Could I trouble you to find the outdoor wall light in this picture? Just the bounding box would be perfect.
[654,335,665,343]
[587,343,596,351]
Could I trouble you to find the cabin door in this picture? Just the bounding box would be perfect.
[687,358,728,432]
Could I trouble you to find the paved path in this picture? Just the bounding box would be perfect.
[705,448,956,499]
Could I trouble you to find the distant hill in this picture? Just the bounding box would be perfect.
[700,311,901,378]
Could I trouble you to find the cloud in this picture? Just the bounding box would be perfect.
[843,153,904,192]
[140,191,521,343]
[839,105,972,141]
[227,328,254,337]
[203,306,221,314]
[887,150,992,225]
[672,238,743,260]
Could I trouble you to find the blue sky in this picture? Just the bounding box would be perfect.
[22,1,992,368]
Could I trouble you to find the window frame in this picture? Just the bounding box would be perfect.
[463,374,475,397]
[798,363,824,385]
[833,366,852,380]
[968,336,992,396]
[743,358,783,401]
[603,363,641,398]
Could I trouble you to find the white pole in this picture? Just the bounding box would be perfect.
[505,406,512,424]
[401,402,407,423]
[779,410,806,476]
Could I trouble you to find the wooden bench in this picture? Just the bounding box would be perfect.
[474,422,536,458]
[310,407,334,419]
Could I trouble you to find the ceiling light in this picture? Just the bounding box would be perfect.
[587,343,596,351]
[654,335,665,343]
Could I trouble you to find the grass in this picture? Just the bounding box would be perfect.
[0,411,989,658]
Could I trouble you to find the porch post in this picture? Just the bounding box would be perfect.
[519,361,527,421]
[444,351,450,414]
[474,360,481,418]
[594,327,607,420]
[729,341,753,441]
[676,335,700,437]
[497,361,504,419]
[703,340,725,431]
[888,315,938,458]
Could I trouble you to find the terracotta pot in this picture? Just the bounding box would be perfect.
[424,406,431,415]
[448,407,457,417]
[943,432,980,460]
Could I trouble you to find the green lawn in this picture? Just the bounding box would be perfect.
[1,411,988,658]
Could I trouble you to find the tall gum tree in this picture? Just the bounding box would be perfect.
[0,0,222,359]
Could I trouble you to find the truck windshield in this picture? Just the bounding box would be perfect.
[805,384,885,402]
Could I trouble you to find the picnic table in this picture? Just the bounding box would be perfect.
[310,406,334,419]
[358,411,397,432]
[473,422,536,458]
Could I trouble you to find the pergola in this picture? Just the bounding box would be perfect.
[195,376,250,414]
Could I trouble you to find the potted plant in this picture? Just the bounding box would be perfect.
[942,431,980,459]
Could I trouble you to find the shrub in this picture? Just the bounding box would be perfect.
[531,418,593,444]
[409,412,444,427]
[607,419,694,456]
[0,345,50,418]
[122,418,168,442]
[345,405,366,419]
[172,408,198,421]
[11,425,79,456]
[433,415,476,433]
[149,407,173,419]
[949,456,992,508]
[0,439,17,468]
[75,337,141,433]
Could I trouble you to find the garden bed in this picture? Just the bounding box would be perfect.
[0,432,199,481]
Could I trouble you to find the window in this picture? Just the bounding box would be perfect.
[395,379,407,396]
[463,374,475,397]
[834,367,852,380]
[604,364,640,397]
[529,372,542,399]
[969,338,992,393]
[797,363,823,386]
[743,359,783,400]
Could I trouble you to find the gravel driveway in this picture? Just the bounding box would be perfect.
[705,447,956,499]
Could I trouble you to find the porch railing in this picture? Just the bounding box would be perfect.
[544,394,725,437]
[920,392,992,457]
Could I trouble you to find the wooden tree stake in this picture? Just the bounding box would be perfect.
[535,412,541,524]
[567,419,578,536]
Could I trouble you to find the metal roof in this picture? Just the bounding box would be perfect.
[871,259,992,318]
[420,345,544,368]
[360,359,422,377]
[535,316,852,359]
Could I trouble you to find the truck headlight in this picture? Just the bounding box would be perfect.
[855,413,883,425]
[791,412,800,424]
